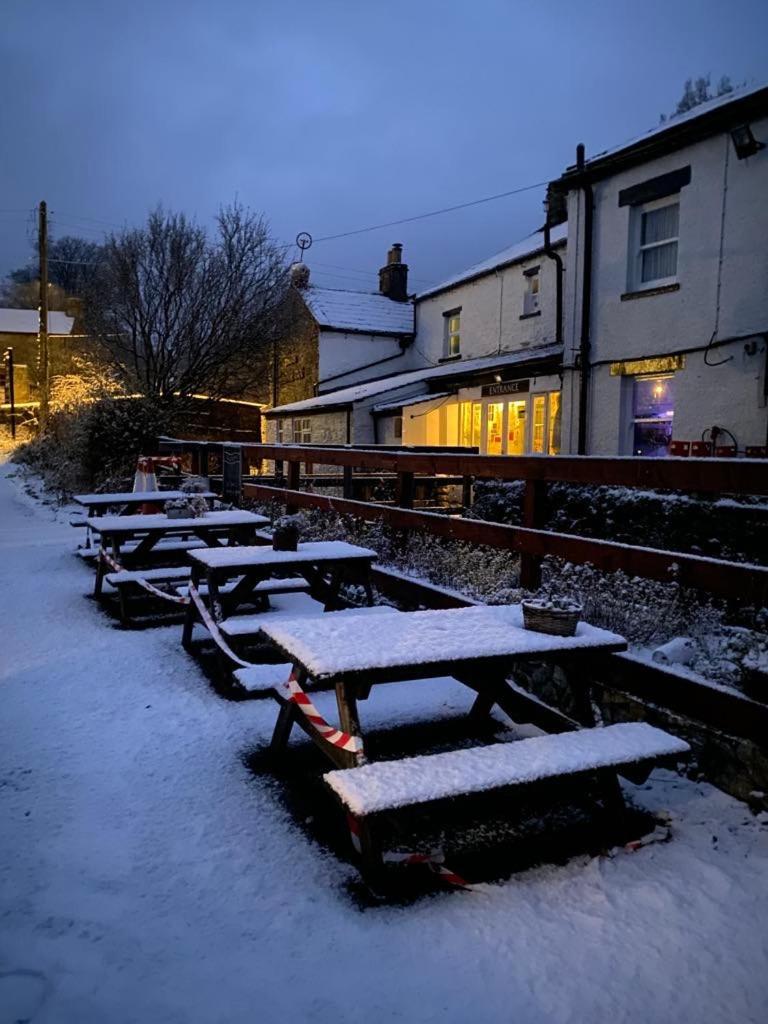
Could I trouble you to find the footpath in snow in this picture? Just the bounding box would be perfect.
[1,461,767,1023]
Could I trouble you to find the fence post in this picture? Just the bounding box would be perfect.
[342,465,353,499]
[519,479,546,591]
[286,459,301,514]
[462,475,473,511]
[395,471,414,509]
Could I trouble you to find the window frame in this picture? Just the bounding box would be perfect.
[443,307,461,358]
[629,195,680,292]
[522,266,541,316]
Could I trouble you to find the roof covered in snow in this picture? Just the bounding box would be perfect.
[0,308,75,335]
[266,343,562,417]
[301,285,414,336]
[416,225,567,301]
[557,81,768,185]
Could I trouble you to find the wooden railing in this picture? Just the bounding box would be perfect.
[158,438,768,602]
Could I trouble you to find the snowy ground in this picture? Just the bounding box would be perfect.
[1,462,768,1024]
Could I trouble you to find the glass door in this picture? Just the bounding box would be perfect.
[506,400,527,455]
[486,402,504,455]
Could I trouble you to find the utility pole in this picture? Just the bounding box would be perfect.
[38,199,49,428]
[4,348,16,440]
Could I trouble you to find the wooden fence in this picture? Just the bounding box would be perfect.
[159,438,768,603]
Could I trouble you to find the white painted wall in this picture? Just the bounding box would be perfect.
[317,329,420,393]
[414,246,564,366]
[562,118,768,454]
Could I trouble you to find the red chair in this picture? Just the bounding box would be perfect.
[690,441,712,457]
[668,440,691,457]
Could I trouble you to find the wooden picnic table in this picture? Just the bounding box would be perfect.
[258,604,628,770]
[182,540,378,648]
[74,490,216,516]
[90,510,269,597]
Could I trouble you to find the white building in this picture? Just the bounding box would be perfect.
[268,227,567,453]
[553,83,768,457]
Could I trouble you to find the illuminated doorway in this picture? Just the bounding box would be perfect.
[506,400,527,455]
[486,402,504,455]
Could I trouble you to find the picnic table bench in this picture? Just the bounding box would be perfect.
[254,604,688,879]
[181,541,378,651]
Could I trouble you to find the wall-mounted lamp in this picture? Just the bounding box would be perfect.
[730,124,765,160]
[493,373,503,383]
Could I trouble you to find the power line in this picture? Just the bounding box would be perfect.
[312,178,550,243]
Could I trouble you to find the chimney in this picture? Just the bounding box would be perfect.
[378,242,409,302]
[290,262,310,289]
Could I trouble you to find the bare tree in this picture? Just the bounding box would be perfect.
[84,204,290,407]
[2,235,103,309]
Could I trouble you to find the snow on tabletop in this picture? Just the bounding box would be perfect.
[86,510,268,531]
[189,539,378,569]
[259,604,626,678]
[325,723,690,815]
[74,490,215,505]
[3,462,768,1024]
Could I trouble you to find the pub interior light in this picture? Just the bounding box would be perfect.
[730,124,765,160]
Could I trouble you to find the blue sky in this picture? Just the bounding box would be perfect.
[1,0,766,293]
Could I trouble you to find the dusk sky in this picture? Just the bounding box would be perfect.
[2,0,767,294]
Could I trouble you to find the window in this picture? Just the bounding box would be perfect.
[292,417,311,444]
[276,420,285,444]
[631,198,679,289]
[459,401,482,449]
[630,374,674,457]
[444,309,461,357]
[523,267,540,316]
[531,395,546,453]
[393,415,403,441]
[547,391,561,455]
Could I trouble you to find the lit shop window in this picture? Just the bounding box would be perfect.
[632,374,674,456]
[486,402,504,455]
[506,399,527,455]
[531,395,546,453]
[547,391,561,455]
[459,401,482,448]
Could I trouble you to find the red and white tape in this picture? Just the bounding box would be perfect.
[346,813,470,890]
[188,582,252,668]
[280,672,363,754]
[101,549,190,606]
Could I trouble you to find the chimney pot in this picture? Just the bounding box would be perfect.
[379,243,409,302]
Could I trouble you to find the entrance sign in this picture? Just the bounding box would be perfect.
[482,378,530,398]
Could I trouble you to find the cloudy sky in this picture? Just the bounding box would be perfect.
[1,0,766,294]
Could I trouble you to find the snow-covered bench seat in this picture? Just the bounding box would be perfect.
[78,538,208,560]
[105,566,193,587]
[325,722,690,816]
[175,577,311,599]
[220,603,396,639]
[232,663,294,694]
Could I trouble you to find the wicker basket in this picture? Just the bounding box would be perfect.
[522,601,581,637]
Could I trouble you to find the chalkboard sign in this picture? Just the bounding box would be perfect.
[222,445,243,503]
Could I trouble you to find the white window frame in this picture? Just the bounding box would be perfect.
[629,196,680,292]
[443,309,461,358]
[523,266,541,315]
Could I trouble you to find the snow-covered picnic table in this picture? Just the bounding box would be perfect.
[74,489,216,515]
[251,604,685,881]
[259,604,628,769]
[90,510,269,599]
[182,540,378,648]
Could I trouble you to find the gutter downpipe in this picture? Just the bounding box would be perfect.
[543,207,564,348]
[576,142,593,455]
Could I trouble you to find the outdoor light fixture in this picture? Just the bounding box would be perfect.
[730,124,765,160]
[493,374,503,383]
